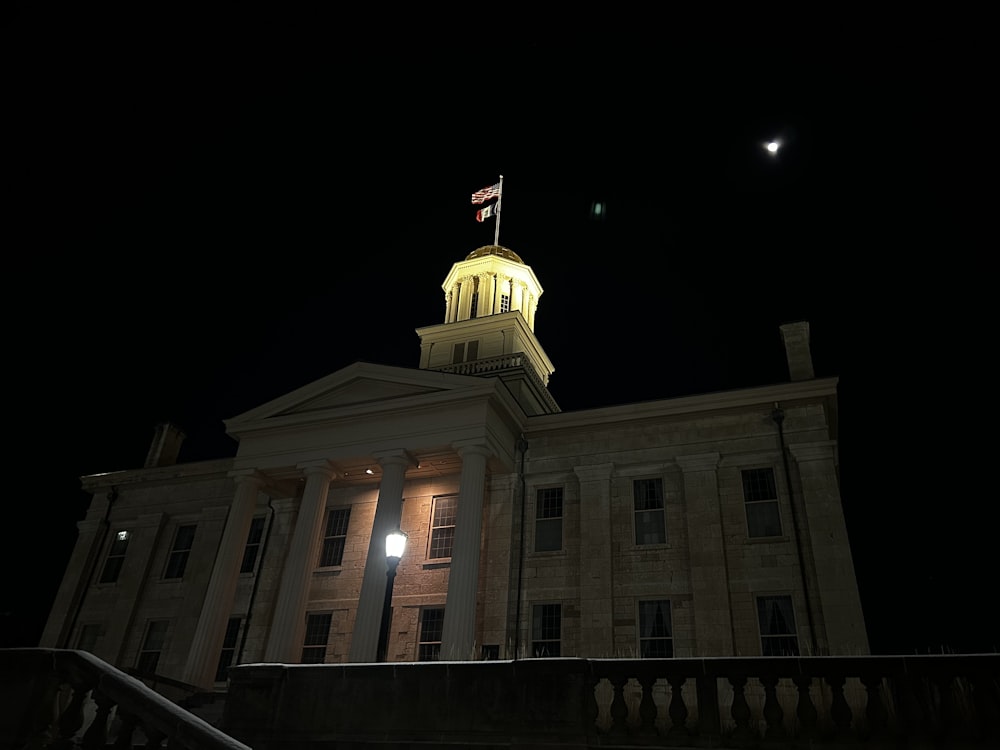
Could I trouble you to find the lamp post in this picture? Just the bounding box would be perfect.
[376,528,407,662]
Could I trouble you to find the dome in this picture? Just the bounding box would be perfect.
[465,245,524,264]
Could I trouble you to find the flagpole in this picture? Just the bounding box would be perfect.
[494,174,503,246]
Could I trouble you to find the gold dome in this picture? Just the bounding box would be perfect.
[465,245,524,264]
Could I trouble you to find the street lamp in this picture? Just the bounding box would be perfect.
[376,527,408,662]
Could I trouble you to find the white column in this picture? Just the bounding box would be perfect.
[511,281,524,314]
[480,273,495,317]
[526,295,537,329]
[444,289,454,323]
[348,451,412,662]
[264,461,336,663]
[183,471,263,687]
[440,442,491,660]
[458,277,474,321]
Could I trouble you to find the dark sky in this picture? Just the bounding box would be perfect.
[5,8,994,654]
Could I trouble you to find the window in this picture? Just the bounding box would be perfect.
[301,613,332,663]
[163,524,196,579]
[531,603,561,657]
[466,340,479,361]
[76,624,100,653]
[633,478,666,545]
[757,595,800,656]
[319,508,351,567]
[452,343,465,364]
[470,292,479,319]
[240,517,266,573]
[428,495,457,559]
[99,529,131,583]
[638,600,673,658]
[499,294,510,313]
[136,620,168,675]
[534,487,563,552]
[215,617,242,682]
[418,608,444,661]
[743,468,782,537]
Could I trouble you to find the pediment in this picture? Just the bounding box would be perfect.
[226,361,495,429]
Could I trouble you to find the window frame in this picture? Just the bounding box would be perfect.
[427,494,458,561]
[633,477,667,546]
[756,594,800,656]
[215,616,242,682]
[136,619,169,675]
[531,602,562,658]
[534,486,564,553]
[637,599,673,658]
[240,516,267,574]
[99,529,131,584]
[417,607,445,662]
[318,507,351,568]
[742,467,783,538]
[163,524,196,580]
[301,612,333,664]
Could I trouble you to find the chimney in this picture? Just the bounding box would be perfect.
[145,423,186,468]
[780,321,815,381]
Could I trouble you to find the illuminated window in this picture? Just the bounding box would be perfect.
[531,603,561,657]
[215,617,242,682]
[136,620,168,675]
[757,595,799,656]
[534,487,563,552]
[164,525,196,579]
[590,200,607,221]
[99,529,131,584]
[633,478,666,545]
[301,612,332,663]
[428,494,457,559]
[319,508,351,567]
[638,600,673,657]
[743,468,782,537]
[500,294,510,313]
[418,608,444,661]
[239,517,266,573]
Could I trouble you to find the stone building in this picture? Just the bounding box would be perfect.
[40,244,867,692]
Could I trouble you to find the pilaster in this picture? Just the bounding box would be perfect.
[574,463,615,656]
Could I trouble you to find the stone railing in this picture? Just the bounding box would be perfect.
[3,650,997,749]
[223,654,1000,748]
[0,648,251,749]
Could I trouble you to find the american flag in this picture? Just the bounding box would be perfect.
[471,182,501,205]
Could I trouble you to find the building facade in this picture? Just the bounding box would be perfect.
[40,244,868,692]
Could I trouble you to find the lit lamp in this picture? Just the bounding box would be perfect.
[376,528,408,662]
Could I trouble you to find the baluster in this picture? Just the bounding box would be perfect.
[49,683,89,750]
[666,675,689,741]
[860,674,888,740]
[826,675,853,740]
[608,674,628,736]
[792,674,818,740]
[760,674,785,740]
[112,710,138,750]
[729,675,754,742]
[81,690,115,749]
[637,674,658,736]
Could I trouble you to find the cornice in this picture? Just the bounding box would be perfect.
[528,377,840,434]
[80,458,235,493]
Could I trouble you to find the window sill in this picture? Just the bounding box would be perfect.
[744,535,791,544]
[422,559,451,570]
[528,548,566,557]
[314,566,344,576]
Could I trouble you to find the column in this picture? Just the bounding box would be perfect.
[511,281,524,314]
[440,442,491,660]
[264,461,336,663]
[458,277,474,320]
[676,453,734,655]
[574,464,615,655]
[348,451,412,662]
[480,272,495,317]
[788,441,868,654]
[182,471,262,688]
[39,517,106,648]
[494,275,509,313]
[526,295,537,329]
[444,289,454,323]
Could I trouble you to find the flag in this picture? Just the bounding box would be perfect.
[471,182,501,204]
[476,203,500,222]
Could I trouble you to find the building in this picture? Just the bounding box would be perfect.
[40,244,867,693]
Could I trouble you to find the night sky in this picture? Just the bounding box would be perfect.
[5,9,994,654]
